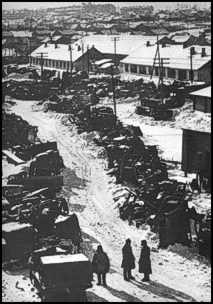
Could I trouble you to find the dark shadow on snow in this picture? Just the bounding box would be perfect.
[87,291,109,302]
[131,279,196,302]
[105,285,143,302]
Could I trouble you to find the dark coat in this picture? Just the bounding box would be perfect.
[92,251,110,274]
[138,246,152,274]
[121,243,135,269]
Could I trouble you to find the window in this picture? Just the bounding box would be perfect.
[167,68,176,79]
[178,69,187,81]
[125,64,129,72]
[130,64,137,73]
[139,65,146,74]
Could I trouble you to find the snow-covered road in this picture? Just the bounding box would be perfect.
[5,100,211,302]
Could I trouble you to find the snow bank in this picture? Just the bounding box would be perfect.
[175,103,211,133]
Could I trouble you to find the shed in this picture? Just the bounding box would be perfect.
[190,86,211,113]
[182,128,211,178]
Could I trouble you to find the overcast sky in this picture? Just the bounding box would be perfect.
[2,2,211,10]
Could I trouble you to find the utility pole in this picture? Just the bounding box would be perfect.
[111,36,120,127]
[29,16,33,66]
[81,38,84,71]
[150,35,169,87]
[35,52,48,79]
[150,35,160,82]
[68,44,73,77]
[190,47,194,84]
[87,45,90,74]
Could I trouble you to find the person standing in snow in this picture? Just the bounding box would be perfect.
[121,239,135,281]
[138,240,152,282]
[92,245,110,286]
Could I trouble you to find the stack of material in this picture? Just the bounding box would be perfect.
[90,106,115,131]
[12,141,58,161]
[55,214,82,246]
[3,79,54,100]
[2,111,38,149]
[2,222,34,260]
[29,150,64,177]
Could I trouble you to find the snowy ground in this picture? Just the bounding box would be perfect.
[2,99,211,302]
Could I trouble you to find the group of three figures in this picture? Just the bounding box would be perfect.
[92,239,152,286]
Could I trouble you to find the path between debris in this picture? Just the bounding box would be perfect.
[5,99,211,302]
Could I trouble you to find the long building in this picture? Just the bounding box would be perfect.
[30,35,211,83]
[120,44,211,83]
[30,42,104,72]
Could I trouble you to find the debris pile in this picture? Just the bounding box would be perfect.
[42,92,210,256]
[2,111,38,149]
[2,110,83,270]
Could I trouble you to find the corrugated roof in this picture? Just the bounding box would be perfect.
[190,86,211,98]
[121,44,211,70]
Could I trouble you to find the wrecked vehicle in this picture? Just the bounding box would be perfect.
[30,253,92,302]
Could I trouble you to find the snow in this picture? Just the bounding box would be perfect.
[2,271,40,302]
[3,99,210,302]
[111,101,183,162]
[190,86,211,98]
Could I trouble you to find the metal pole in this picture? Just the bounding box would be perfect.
[111,65,117,127]
[113,37,117,127]
[40,53,43,79]
[190,49,193,84]
[69,44,72,76]
[29,17,32,66]
[81,40,84,71]
[87,45,90,74]
[150,35,159,80]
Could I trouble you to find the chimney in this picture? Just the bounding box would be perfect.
[162,42,166,48]
[201,47,206,57]
[55,42,58,48]
[44,42,48,47]
[146,41,150,47]
[190,46,195,55]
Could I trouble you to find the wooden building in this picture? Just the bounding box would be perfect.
[30,43,104,73]
[181,128,211,180]
[190,86,211,113]
[120,44,211,84]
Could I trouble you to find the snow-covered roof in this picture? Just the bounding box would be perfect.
[121,44,211,70]
[31,43,87,62]
[79,35,160,56]
[11,31,32,38]
[190,86,211,98]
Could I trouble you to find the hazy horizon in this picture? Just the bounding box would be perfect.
[2,2,211,11]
